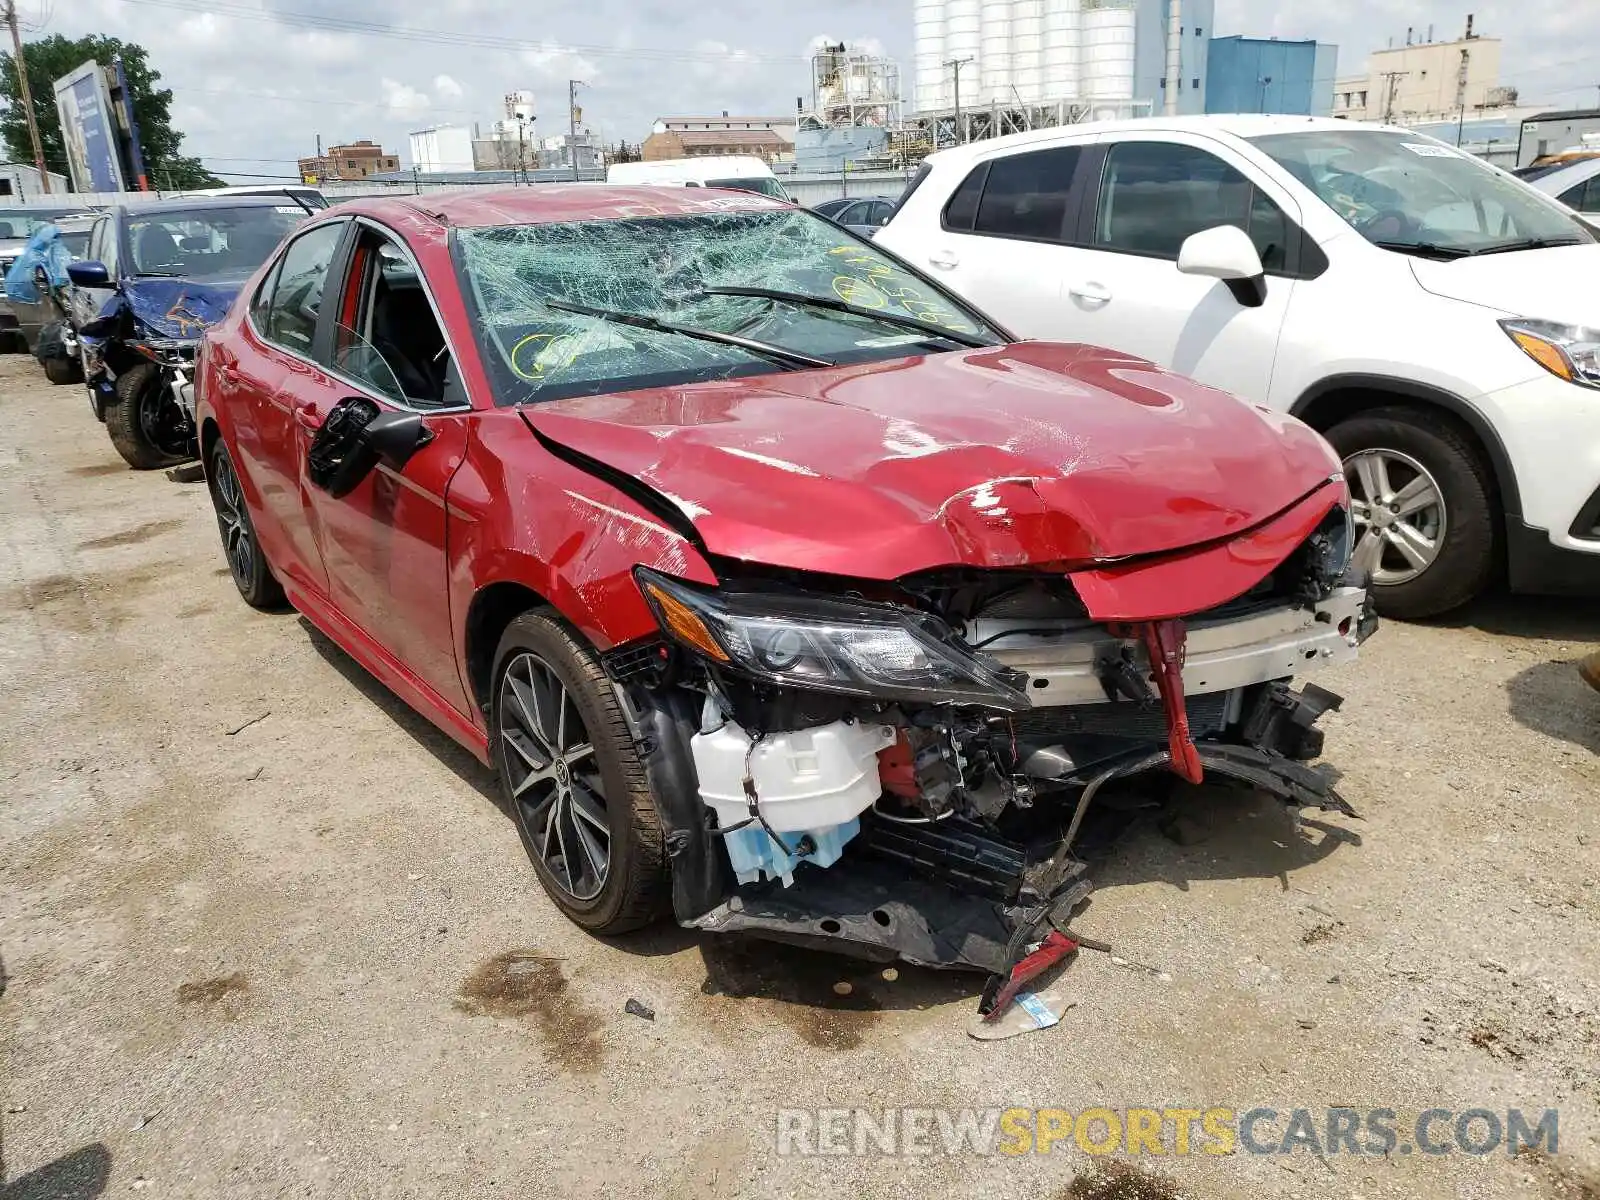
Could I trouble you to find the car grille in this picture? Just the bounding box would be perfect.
[1006,691,1232,741]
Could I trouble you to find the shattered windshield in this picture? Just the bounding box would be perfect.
[126,205,306,280]
[454,206,1002,404]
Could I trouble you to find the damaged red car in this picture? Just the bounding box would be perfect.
[195,187,1375,1003]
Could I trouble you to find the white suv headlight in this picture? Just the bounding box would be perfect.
[1500,318,1600,389]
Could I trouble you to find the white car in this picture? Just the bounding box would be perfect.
[877,115,1600,617]
[1524,157,1600,218]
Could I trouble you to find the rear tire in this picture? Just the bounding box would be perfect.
[491,611,669,934]
[43,355,82,385]
[106,362,191,470]
[206,439,285,610]
[1325,406,1496,619]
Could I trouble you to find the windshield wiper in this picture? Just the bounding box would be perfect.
[544,299,833,370]
[1472,236,1585,256]
[1370,241,1474,260]
[699,285,992,348]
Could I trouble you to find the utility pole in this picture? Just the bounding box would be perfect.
[3,0,50,192]
[944,56,973,146]
[1454,46,1470,145]
[568,79,585,180]
[1379,70,1406,123]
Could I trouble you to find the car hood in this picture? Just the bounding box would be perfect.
[123,276,244,338]
[522,342,1341,581]
[1408,243,1600,324]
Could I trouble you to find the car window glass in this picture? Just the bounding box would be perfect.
[1584,179,1600,213]
[127,205,304,281]
[942,165,986,231]
[1096,141,1287,269]
[264,221,344,354]
[100,219,119,276]
[332,234,456,408]
[974,146,1081,241]
[250,257,282,327]
[834,201,864,225]
[867,201,894,225]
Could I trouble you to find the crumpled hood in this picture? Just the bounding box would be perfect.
[524,342,1341,581]
[1409,243,1600,324]
[123,277,243,338]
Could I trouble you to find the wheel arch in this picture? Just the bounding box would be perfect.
[1289,374,1522,520]
[463,580,556,716]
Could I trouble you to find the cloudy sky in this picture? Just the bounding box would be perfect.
[39,0,1599,180]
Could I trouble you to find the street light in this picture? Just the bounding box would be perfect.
[1257,75,1273,113]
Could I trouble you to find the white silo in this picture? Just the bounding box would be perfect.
[1040,0,1081,103]
[913,0,947,112]
[945,0,982,99]
[1081,1,1135,100]
[979,0,1013,105]
[1011,0,1045,104]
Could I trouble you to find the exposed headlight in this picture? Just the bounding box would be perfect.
[1500,318,1600,389]
[635,568,1031,711]
[133,336,199,366]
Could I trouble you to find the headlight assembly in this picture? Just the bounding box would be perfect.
[1500,318,1600,389]
[635,567,1031,711]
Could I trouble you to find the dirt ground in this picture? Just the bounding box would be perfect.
[2,352,1598,1200]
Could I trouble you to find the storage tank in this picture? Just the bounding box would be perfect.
[945,0,982,101]
[913,0,946,112]
[1040,0,1081,102]
[1011,0,1045,104]
[1082,1,1135,101]
[979,0,1013,105]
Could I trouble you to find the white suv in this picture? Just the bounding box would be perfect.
[877,115,1600,618]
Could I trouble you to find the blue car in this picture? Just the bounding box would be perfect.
[69,195,311,469]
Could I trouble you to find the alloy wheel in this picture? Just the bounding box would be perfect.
[1345,447,1447,587]
[211,451,256,588]
[497,651,610,901]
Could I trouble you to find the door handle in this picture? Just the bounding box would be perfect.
[1069,281,1113,305]
[926,249,959,270]
[292,401,321,431]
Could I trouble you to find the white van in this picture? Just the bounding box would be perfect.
[606,156,790,201]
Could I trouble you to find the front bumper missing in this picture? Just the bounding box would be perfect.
[971,587,1369,707]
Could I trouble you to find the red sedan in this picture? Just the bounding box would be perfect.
[196,186,1373,998]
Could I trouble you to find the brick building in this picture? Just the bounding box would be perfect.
[298,140,402,183]
[641,115,795,163]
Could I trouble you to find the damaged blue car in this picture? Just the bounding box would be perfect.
[69,195,310,468]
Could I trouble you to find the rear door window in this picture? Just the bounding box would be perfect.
[941,164,988,231]
[262,221,346,355]
[972,147,1082,241]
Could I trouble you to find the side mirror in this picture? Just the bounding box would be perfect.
[361,410,434,470]
[66,260,110,287]
[1176,225,1267,308]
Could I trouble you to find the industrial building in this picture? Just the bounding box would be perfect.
[409,125,475,174]
[298,140,400,183]
[1517,110,1600,169]
[0,162,68,198]
[1132,0,1212,117]
[1205,35,1337,116]
[1332,18,1503,124]
[641,115,796,163]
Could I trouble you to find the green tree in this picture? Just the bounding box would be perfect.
[0,35,220,190]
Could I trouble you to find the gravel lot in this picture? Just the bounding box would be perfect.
[2,353,1598,1200]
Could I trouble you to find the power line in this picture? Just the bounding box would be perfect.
[113,0,816,65]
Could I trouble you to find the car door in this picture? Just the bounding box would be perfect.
[913,141,1095,333]
[1044,133,1304,404]
[298,221,475,718]
[232,218,352,596]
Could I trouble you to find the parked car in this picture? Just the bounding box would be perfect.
[195,186,1373,995]
[68,195,309,468]
[3,214,95,380]
[1525,156,1600,217]
[607,155,791,200]
[812,195,897,237]
[877,115,1600,618]
[0,205,97,350]
[171,184,328,210]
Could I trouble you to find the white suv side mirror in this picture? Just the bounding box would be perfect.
[1177,224,1268,308]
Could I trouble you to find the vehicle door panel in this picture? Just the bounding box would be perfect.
[1050,134,1302,404]
[298,227,474,718]
[232,220,351,596]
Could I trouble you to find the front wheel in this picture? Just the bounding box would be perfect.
[206,439,284,609]
[491,612,669,934]
[43,354,82,385]
[1325,406,1497,619]
[105,362,193,469]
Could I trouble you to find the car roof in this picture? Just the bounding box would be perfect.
[1531,156,1600,194]
[117,194,309,216]
[322,184,790,229]
[920,114,1417,167]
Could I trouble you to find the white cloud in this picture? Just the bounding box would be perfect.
[433,74,465,99]
[521,41,600,82]
[381,78,431,116]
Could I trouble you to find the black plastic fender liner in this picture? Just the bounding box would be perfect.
[613,681,733,923]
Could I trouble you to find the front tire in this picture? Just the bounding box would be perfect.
[1325,406,1496,619]
[491,612,669,934]
[43,354,82,385]
[206,439,285,609]
[105,362,192,470]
